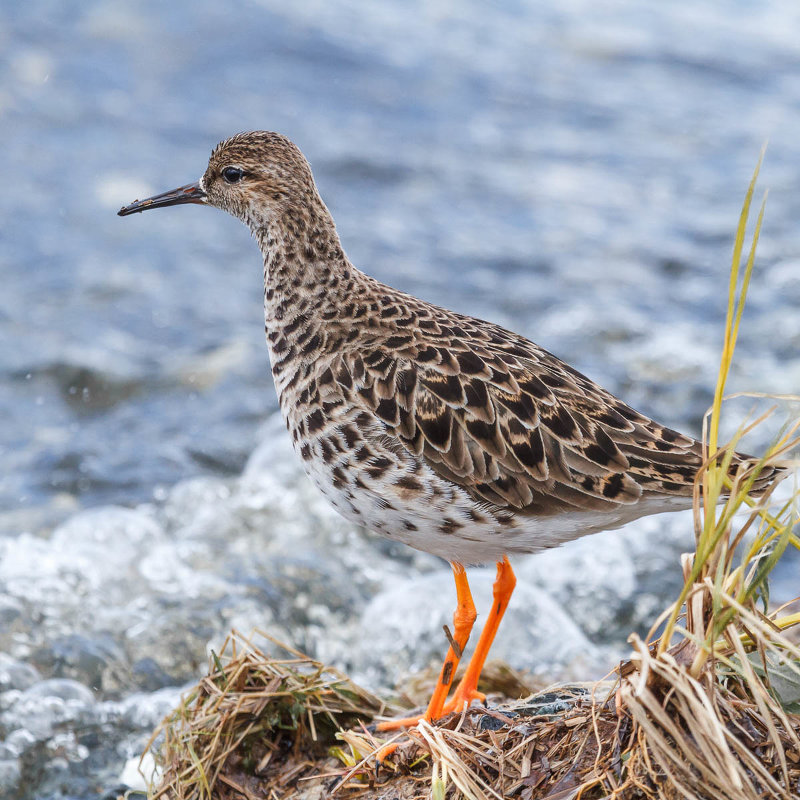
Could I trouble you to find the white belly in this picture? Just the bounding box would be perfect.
[295,432,691,565]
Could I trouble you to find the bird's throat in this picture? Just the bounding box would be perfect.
[255,212,364,400]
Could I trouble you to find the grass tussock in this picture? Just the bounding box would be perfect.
[146,630,391,800]
[609,151,800,799]
[143,155,800,800]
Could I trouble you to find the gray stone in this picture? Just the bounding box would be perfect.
[0,655,41,693]
[22,678,96,705]
[0,758,21,796]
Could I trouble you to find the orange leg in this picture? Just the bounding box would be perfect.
[377,562,477,730]
[441,556,516,715]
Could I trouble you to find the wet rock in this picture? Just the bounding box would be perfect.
[0,680,182,800]
[32,633,128,693]
[46,362,144,414]
[517,531,637,642]
[129,658,176,693]
[0,757,21,796]
[20,678,95,705]
[0,680,95,755]
[0,656,41,693]
[517,513,691,645]
[0,596,24,632]
[116,687,185,730]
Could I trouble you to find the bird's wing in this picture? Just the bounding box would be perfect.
[331,320,710,515]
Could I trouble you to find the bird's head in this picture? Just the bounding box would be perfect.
[118,131,318,231]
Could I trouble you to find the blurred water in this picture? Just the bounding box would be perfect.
[3,0,800,528]
[1,0,800,797]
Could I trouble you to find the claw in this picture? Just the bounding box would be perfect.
[375,741,400,764]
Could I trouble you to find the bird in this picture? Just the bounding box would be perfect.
[118,131,778,729]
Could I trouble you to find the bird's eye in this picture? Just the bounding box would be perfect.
[222,166,245,184]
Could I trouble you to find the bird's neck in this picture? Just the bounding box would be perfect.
[254,202,366,387]
[255,199,358,316]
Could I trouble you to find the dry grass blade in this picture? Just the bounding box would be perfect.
[414,720,502,800]
[622,636,792,800]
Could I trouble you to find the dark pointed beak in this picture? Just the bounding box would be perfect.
[117,181,207,216]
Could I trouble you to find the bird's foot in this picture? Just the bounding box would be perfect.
[372,686,486,772]
[375,710,431,731]
[440,683,486,715]
[374,740,401,764]
[372,722,427,767]
[375,683,484,733]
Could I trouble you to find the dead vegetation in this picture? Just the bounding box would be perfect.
[142,605,799,800]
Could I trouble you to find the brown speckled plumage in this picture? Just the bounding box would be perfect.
[119,131,776,567]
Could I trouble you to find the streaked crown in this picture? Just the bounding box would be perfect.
[202,131,320,227]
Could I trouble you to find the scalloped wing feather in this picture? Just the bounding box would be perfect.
[332,297,779,520]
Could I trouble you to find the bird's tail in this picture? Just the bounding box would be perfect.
[725,450,790,498]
